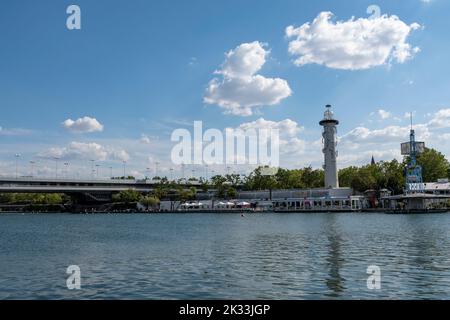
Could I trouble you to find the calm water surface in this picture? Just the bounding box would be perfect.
[1,212,450,299]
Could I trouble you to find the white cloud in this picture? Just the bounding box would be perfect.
[236,118,306,155]
[341,124,431,145]
[204,41,292,116]
[286,12,421,70]
[140,134,151,144]
[377,109,392,120]
[109,149,130,162]
[404,111,417,119]
[38,142,129,162]
[62,116,104,133]
[427,108,450,128]
[0,126,32,136]
[188,57,198,66]
[238,118,304,138]
[339,149,401,166]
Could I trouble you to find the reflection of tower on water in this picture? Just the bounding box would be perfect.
[324,215,344,297]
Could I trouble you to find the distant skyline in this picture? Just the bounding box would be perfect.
[1,0,450,179]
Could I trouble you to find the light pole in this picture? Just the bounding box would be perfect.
[146,167,150,179]
[155,161,160,178]
[54,157,60,179]
[14,154,21,179]
[90,160,95,179]
[170,168,174,181]
[122,160,126,179]
[95,164,100,179]
[64,162,69,179]
[29,160,35,178]
[109,166,113,179]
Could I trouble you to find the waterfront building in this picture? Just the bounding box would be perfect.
[170,105,367,213]
[381,121,450,212]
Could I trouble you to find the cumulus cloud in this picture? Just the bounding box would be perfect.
[286,12,421,70]
[236,118,306,155]
[38,142,129,162]
[339,149,402,166]
[204,41,292,116]
[62,116,104,133]
[140,134,151,144]
[427,108,450,128]
[377,109,392,120]
[341,124,431,145]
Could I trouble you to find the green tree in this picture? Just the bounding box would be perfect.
[300,167,324,188]
[153,186,168,201]
[141,196,160,210]
[112,189,142,203]
[275,168,304,189]
[226,187,237,199]
[243,166,279,190]
[339,166,359,188]
[176,187,196,202]
[349,167,377,192]
[211,175,227,188]
[414,148,450,182]
[379,160,405,194]
[0,193,15,203]
[225,174,241,187]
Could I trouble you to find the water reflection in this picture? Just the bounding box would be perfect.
[1,213,450,299]
[324,214,345,298]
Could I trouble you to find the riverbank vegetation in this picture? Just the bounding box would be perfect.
[1,148,449,207]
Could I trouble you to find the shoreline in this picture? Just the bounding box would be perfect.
[1,209,449,215]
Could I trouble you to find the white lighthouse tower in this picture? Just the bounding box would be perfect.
[319,105,339,189]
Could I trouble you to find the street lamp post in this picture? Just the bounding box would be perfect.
[90,160,95,179]
[29,160,35,178]
[155,161,160,178]
[122,160,126,179]
[54,157,60,179]
[64,162,69,179]
[14,154,21,179]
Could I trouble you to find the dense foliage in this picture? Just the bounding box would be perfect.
[0,193,65,204]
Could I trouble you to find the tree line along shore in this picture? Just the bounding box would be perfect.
[1,148,449,211]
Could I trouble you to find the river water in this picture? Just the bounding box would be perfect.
[1,212,450,299]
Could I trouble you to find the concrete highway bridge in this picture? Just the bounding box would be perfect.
[0,177,202,205]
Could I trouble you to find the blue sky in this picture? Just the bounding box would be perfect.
[1,0,450,179]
